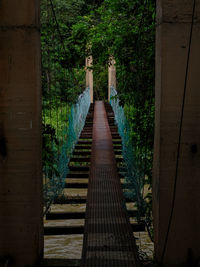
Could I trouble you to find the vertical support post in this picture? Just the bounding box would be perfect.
[86,56,93,103]
[153,1,200,266]
[0,1,43,266]
[108,56,116,101]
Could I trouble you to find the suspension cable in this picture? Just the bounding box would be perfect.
[160,0,196,264]
[49,0,67,55]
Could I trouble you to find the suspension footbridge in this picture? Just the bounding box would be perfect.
[41,90,145,266]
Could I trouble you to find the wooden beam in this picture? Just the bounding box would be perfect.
[40,259,81,267]
[44,223,145,235]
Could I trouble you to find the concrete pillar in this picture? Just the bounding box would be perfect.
[108,56,116,101]
[86,56,93,103]
[0,1,43,266]
[153,1,200,266]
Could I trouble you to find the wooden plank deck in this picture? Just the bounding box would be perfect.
[81,101,141,267]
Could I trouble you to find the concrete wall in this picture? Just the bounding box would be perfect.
[86,56,93,103]
[108,56,116,101]
[0,1,43,266]
[153,0,200,265]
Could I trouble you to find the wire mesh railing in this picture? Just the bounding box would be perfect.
[110,87,145,219]
[43,87,91,215]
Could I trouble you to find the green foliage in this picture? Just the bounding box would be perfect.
[41,0,89,184]
[93,62,108,100]
[41,0,155,235]
[41,0,91,106]
[82,0,155,233]
[42,123,59,178]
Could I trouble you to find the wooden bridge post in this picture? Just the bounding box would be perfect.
[0,1,43,266]
[153,0,200,266]
[108,56,116,101]
[86,56,93,103]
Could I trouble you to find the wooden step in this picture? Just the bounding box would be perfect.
[46,209,141,220]
[79,136,92,139]
[77,140,92,145]
[75,145,92,150]
[53,196,87,204]
[81,133,92,135]
[82,128,93,131]
[65,182,88,189]
[46,211,85,220]
[73,151,91,156]
[113,140,122,144]
[80,133,93,135]
[112,136,121,140]
[40,259,80,267]
[44,225,84,235]
[113,145,122,148]
[70,157,91,163]
[81,131,93,134]
[53,196,135,204]
[111,132,120,135]
[69,166,89,171]
[114,150,122,155]
[67,173,89,178]
[44,223,145,236]
[111,132,119,135]
[116,157,123,163]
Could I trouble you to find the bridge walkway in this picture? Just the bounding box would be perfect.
[81,101,140,267]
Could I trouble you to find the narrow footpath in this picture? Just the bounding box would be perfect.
[81,101,140,267]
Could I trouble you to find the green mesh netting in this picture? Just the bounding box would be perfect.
[110,87,145,217]
[43,87,91,214]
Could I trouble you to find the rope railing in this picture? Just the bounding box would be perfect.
[110,87,145,219]
[43,87,91,215]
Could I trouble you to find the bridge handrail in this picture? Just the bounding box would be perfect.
[110,87,145,218]
[43,87,91,215]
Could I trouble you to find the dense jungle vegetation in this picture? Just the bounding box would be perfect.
[41,0,155,238]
